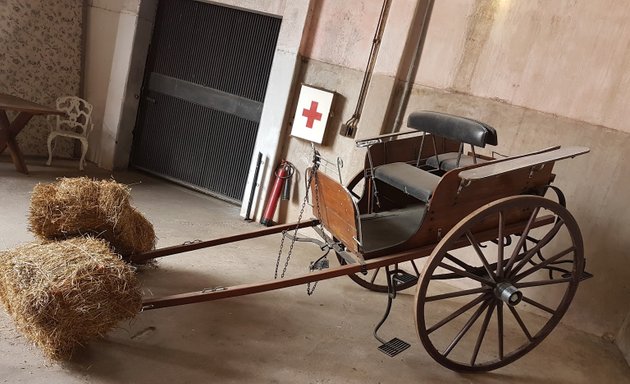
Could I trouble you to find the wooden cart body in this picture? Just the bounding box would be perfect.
[312,135,586,260]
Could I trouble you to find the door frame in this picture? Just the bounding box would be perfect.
[94,0,314,220]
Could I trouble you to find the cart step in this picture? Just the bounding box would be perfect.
[392,270,418,287]
[378,338,410,357]
[562,270,593,281]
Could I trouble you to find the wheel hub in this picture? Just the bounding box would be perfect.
[495,282,522,306]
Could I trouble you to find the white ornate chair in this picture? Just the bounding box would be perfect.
[46,96,94,170]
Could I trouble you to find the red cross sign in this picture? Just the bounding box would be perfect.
[291,84,334,144]
[302,101,322,129]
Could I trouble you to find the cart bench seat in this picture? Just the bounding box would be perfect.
[372,111,498,201]
[426,152,488,171]
[373,162,440,202]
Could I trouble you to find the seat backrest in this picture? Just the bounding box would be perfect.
[55,96,93,135]
[407,111,497,147]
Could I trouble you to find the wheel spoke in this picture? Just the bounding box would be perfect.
[437,262,494,286]
[508,305,533,341]
[443,301,490,357]
[425,287,489,302]
[370,267,381,284]
[504,207,540,273]
[444,252,477,273]
[410,260,421,276]
[471,302,496,365]
[515,277,572,288]
[521,296,556,315]
[514,246,576,282]
[466,231,496,282]
[427,294,488,334]
[509,219,565,278]
[497,302,504,360]
[497,211,504,279]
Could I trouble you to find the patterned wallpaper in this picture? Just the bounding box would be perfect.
[0,0,83,157]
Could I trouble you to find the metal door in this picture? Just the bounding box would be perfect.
[131,0,281,203]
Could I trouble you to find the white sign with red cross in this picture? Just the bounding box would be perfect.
[290,84,334,144]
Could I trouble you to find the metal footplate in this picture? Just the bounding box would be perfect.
[391,269,418,287]
[373,268,417,357]
[378,338,411,357]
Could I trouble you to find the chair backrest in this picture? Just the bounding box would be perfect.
[54,96,93,136]
[407,111,497,147]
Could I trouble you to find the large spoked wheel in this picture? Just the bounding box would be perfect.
[415,195,584,372]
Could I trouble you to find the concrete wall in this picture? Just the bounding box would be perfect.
[275,0,630,362]
[0,0,83,158]
[84,0,157,169]
[416,0,630,134]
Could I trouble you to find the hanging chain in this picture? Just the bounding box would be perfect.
[306,168,327,295]
[274,155,321,279]
[273,151,329,297]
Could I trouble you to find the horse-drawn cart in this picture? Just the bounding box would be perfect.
[131,111,591,372]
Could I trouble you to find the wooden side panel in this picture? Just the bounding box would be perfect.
[459,146,589,181]
[309,169,360,254]
[410,163,556,249]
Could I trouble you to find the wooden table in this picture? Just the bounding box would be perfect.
[0,93,65,174]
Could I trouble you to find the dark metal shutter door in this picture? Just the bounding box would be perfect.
[131,0,281,202]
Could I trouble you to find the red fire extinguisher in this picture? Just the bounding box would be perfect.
[260,160,294,226]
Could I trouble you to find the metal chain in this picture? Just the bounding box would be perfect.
[273,153,328,297]
[306,278,318,296]
[306,168,327,295]
[274,166,316,279]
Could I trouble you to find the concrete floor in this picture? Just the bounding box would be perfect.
[0,157,629,384]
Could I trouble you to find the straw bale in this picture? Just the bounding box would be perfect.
[0,237,141,360]
[28,177,156,259]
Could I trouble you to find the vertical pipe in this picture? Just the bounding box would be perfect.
[245,152,262,221]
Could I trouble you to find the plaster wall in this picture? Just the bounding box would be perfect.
[204,0,286,16]
[416,0,630,134]
[276,0,630,359]
[301,0,417,77]
[84,0,156,169]
[0,0,82,158]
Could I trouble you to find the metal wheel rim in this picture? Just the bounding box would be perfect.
[415,195,584,372]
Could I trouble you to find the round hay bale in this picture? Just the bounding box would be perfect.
[0,237,142,360]
[28,177,156,258]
